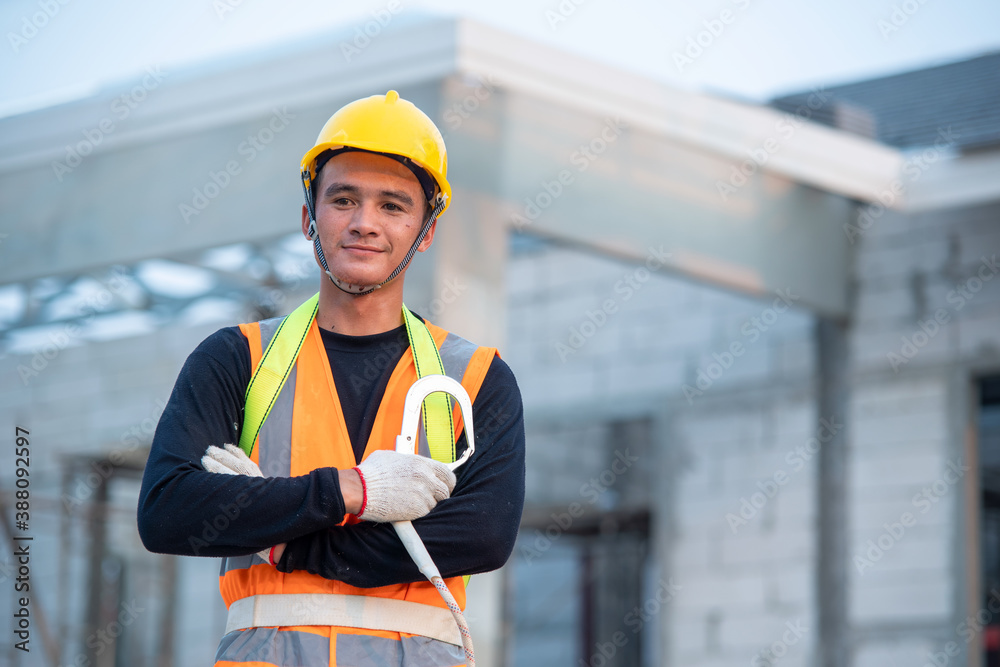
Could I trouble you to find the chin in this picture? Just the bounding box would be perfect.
[328,269,385,289]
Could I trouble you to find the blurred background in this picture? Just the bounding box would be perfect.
[1,1,999,665]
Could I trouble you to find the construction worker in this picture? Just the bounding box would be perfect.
[137,90,525,666]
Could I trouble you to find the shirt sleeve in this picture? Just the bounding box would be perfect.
[276,355,526,587]
[136,327,348,558]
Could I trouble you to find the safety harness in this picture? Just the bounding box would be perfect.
[238,292,456,460]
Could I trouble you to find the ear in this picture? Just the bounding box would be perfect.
[301,205,312,240]
[416,218,437,253]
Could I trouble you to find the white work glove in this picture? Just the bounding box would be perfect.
[201,444,274,563]
[202,443,263,477]
[354,450,457,523]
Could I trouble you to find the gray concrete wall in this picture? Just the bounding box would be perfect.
[504,197,1000,667]
[847,199,1000,667]
[504,236,818,667]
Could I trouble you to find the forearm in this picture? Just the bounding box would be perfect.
[277,486,522,587]
[138,459,348,557]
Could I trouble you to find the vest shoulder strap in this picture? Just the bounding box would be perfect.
[401,304,456,464]
[238,293,319,456]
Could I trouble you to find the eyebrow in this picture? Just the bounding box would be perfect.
[322,182,416,207]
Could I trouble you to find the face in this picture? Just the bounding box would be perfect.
[302,151,435,289]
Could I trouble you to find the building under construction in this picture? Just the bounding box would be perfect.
[1,16,999,667]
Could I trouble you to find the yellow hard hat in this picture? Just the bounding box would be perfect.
[300,90,451,215]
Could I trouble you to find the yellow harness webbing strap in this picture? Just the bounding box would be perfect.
[402,305,456,465]
[401,306,467,587]
[238,293,319,456]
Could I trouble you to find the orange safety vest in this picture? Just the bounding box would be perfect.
[215,313,495,665]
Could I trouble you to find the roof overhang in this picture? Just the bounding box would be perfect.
[2,17,993,209]
[1,16,994,318]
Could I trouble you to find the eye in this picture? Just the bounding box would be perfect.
[332,197,353,206]
[384,202,402,212]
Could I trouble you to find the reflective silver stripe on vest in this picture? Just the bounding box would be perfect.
[439,333,479,382]
[214,627,465,666]
[219,553,266,576]
[337,633,466,667]
[215,627,330,664]
[220,317,295,578]
[257,316,295,479]
[226,593,461,645]
[416,332,480,458]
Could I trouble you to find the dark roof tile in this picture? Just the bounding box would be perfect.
[770,52,1000,152]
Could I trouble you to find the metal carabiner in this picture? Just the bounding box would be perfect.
[394,374,476,471]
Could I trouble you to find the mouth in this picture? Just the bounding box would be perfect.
[342,244,384,255]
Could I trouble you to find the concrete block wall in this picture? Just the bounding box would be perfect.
[505,239,818,667]
[505,240,816,416]
[848,380,952,623]
[668,395,818,667]
[847,199,1000,667]
[850,202,1000,375]
[521,420,612,509]
[0,318,231,664]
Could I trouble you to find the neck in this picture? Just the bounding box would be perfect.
[313,274,406,336]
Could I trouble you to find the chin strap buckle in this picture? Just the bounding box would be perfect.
[324,270,381,294]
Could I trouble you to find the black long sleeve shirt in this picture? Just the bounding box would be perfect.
[137,320,525,588]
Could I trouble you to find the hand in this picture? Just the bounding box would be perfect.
[201,443,263,477]
[201,444,279,563]
[354,450,457,523]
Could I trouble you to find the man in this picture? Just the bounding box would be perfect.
[137,90,525,666]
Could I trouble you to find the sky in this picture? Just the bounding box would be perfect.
[1,0,999,116]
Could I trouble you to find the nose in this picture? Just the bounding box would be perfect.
[346,200,380,237]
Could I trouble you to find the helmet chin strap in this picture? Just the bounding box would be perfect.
[302,172,447,297]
